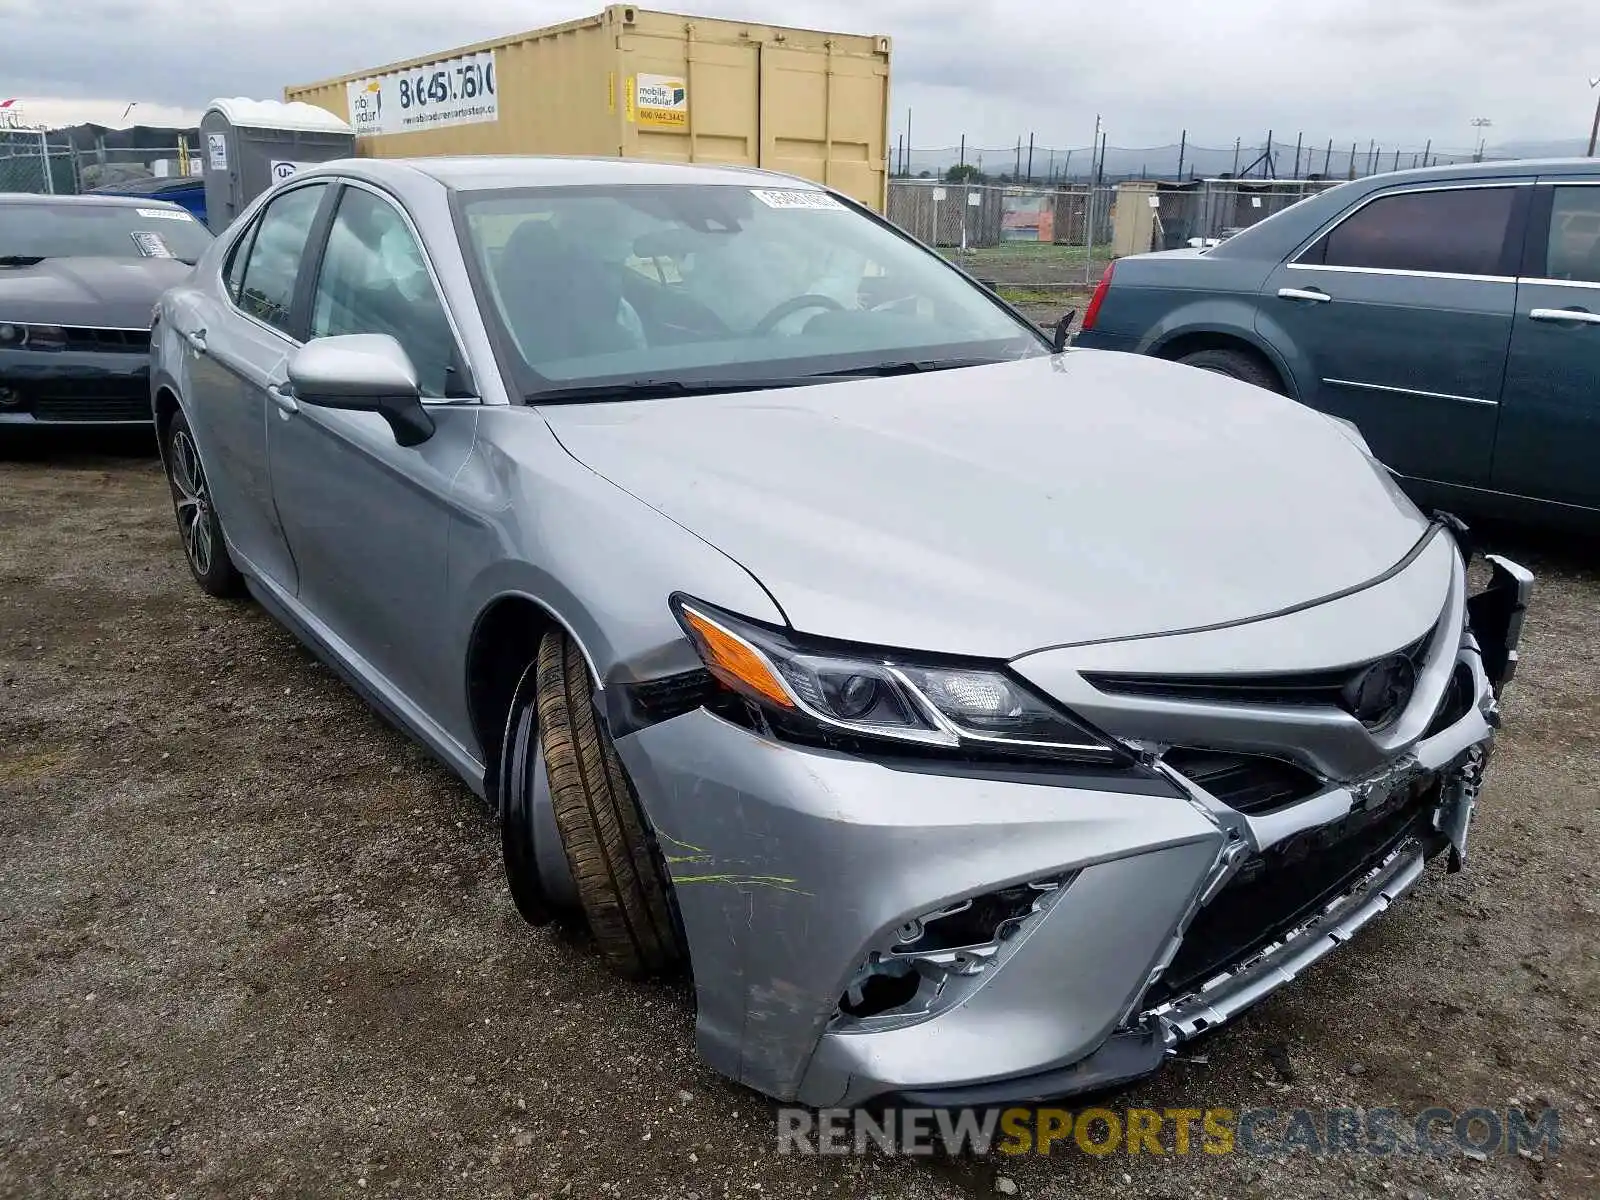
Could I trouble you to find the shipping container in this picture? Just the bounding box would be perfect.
[283,5,892,210]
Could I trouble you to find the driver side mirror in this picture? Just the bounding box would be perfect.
[286,334,435,447]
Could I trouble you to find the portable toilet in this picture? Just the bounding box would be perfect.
[200,98,354,231]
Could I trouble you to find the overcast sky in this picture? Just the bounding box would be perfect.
[5,0,1598,155]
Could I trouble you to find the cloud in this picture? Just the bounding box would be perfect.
[5,0,1598,158]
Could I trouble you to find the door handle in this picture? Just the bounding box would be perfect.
[182,327,207,353]
[1278,287,1332,303]
[268,381,299,415]
[1529,307,1600,325]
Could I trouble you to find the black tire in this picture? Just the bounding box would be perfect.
[500,659,554,927]
[1177,347,1285,394]
[534,630,682,978]
[162,410,244,598]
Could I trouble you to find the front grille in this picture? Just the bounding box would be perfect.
[1085,629,1435,730]
[1145,771,1439,1008]
[61,327,151,354]
[1163,748,1323,815]
[29,375,149,423]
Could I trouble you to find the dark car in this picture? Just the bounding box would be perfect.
[1,193,213,427]
[1074,159,1600,528]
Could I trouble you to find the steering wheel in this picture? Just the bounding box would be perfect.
[753,293,845,335]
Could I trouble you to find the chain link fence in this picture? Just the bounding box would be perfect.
[0,134,198,196]
[886,181,1116,252]
[886,177,1344,256]
[0,130,78,194]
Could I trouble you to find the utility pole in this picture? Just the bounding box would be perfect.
[1349,141,1358,179]
[959,134,965,169]
[1176,129,1186,180]
[1324,139,1333,175]
[905,107,912,174]
[1292,132,1303,180]
[1470,117,1492,162]
[1085,114,1102,284]
[1232,137,1241,175]
[1423,138,1432,168]
[1588,78,1600,156]
[1026,132,1034,182]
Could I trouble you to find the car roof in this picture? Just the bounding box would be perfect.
[0,191,189,210]
[1324,157,1600,185]
[298,155,824,194]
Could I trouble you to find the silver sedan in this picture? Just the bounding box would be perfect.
[149,156,1532,1106]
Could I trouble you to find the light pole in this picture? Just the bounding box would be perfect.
[1470,117,1492,163]
[1588,79,1600,157]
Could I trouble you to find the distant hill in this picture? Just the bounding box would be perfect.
[901,136,1597,184]
[1490,138,1591,159]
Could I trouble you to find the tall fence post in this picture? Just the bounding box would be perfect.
[1176,129,1186,180]
[36,129,55,194]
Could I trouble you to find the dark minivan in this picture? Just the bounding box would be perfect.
[1074,160,1600,528]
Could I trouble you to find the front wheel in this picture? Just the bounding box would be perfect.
[500,630,683,978]
[1177,347,1285,394]
[163,411,244,597]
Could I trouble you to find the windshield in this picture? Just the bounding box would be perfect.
[0,201,213,265]
[458,184,1046,392]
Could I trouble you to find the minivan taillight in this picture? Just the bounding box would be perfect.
[1080,262,1116,332]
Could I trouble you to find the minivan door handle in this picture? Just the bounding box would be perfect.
[1529,307,1600,325]
[1277,287,1332,304]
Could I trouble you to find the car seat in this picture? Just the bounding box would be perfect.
[495,221,641,365]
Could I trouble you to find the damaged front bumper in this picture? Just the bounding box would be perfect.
[615,549,1532,1108]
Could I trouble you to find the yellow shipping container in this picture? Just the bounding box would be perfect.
[283,5,892,210]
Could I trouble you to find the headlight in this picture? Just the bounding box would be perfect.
[0,323,67,351]
[672,597,1126,765]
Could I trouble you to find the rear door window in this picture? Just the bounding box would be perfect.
[1542,187,1600,283]
[1303,187,1517,276]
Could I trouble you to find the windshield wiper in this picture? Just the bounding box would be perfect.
[809,356,1012,379]
[0,255,46,267]
[526,376,820,404]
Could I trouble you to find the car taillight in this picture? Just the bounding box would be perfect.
[1080,262,1116,332]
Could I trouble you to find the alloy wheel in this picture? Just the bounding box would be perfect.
[169,430,213,577]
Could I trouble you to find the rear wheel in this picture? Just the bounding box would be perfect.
[500,629,682,978]
[163,411,244,598]
[1177,347,1284,394]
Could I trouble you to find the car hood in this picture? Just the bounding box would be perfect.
[0,256,193,329]
[538,352,1431,659]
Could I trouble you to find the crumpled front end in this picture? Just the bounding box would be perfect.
[615,528,1531,1107]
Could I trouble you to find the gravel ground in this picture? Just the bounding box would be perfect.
[2,434,1597,1200]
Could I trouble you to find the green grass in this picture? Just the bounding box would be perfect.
[940,242,1105,268]
[996,286,1093,305]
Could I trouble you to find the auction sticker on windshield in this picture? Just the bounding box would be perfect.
[135,208,192,221]
[750,190,846,211]
[129,231,174,259]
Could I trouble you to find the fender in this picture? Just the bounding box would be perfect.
[1138,296,1308,401]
